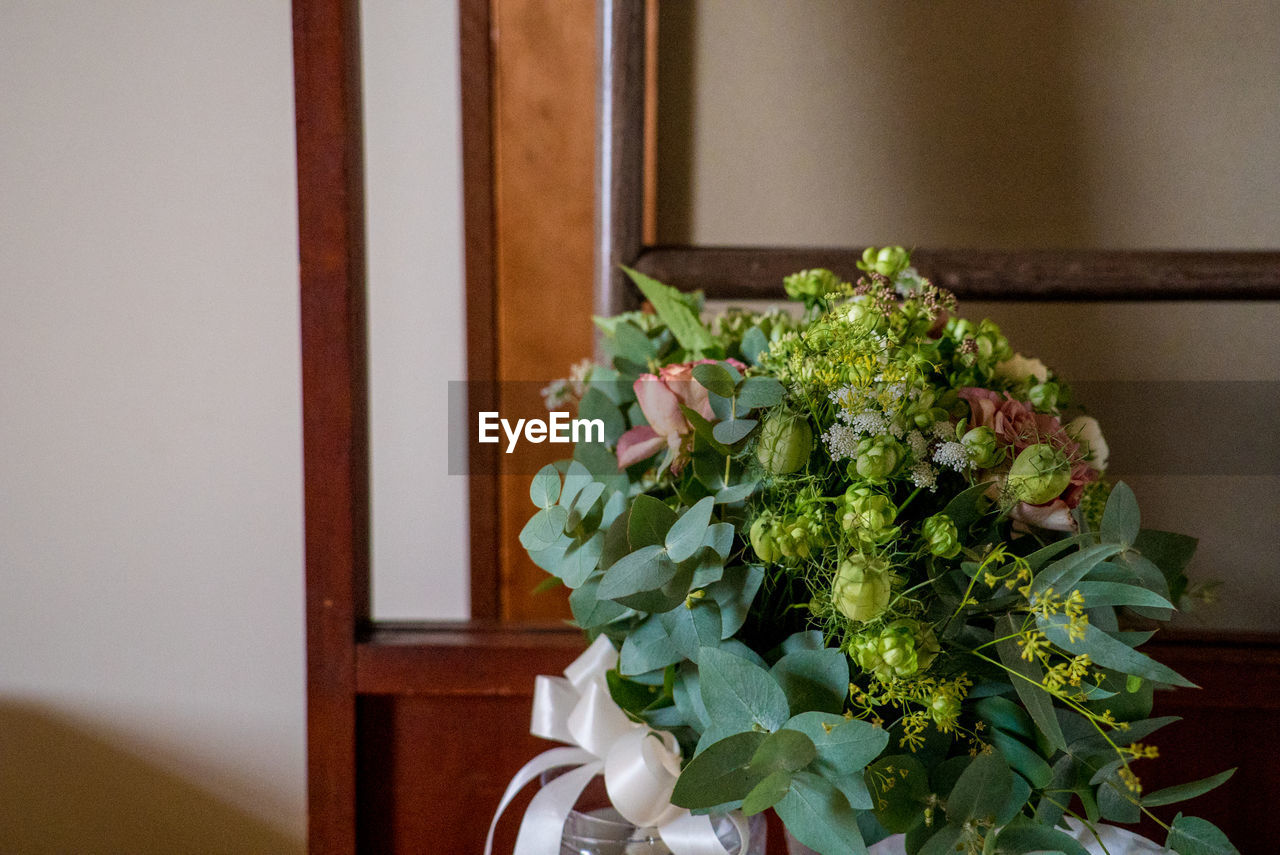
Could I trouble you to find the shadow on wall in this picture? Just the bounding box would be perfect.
[0,701,303,855]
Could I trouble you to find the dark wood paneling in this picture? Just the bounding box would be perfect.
[460,0,501,621]
[293,0,368,851]
[633,246,1280,301]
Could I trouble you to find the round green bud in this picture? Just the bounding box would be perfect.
[749,516,780,564]
[921,513,962,559]
[783,268,842,306]
[756,411,813,475]
[833,554,892,624]
[842,487,898,533]
[1028,381,1060,411]
[1008,443,1072,505]
[857,245,911,278]
[928,692,961,728]
[960,426,1001,469]
[854,436,902,483]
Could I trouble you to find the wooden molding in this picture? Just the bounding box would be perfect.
[293,0,368,850]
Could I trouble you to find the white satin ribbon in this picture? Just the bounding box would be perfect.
[485,634,751,855]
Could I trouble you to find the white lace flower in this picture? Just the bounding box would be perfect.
[933,441,971,472]
[910,462,938,490]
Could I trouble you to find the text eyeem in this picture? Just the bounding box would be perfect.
[477,411,605,453]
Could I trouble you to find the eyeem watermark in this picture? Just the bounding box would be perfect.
[477,411,605,454]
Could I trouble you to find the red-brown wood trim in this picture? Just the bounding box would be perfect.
[293,0,368,851]
[632,246,1280,301]
[355,623,584,695]
[461,0,501,620]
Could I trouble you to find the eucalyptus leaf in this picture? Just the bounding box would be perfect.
[682,405,732,455]
[698,646,790,734]
[1143,769,1235,808]
[867,755,930,833]
[996,615,1067,751]
[741,769,793,816]
[741,326,770,364]
[1029,543,1124,601]
[736,376,785,410]
[667,496,715,563]
[771,649,850,716]
[1166,813,1240,855]
[519,506,570,551]
[529,464,561,508]
[1098,776,1141,824]
[612,318,658,363]
[558,459,593,510]
[702,522,735,560]
[786,712,888,809]
[987,728,1053,789]
[712,417,758,445]
[917,826,967,855]
[714,481,758,504]
[1074,581,1174,611]
[995,817,1090,855]
[750,728,818,775]
[1037,614,1196,687]
[1101,482,1141,545]
[707,565,765,638]
[775,771,868,855]
[577,388,626,445]
[559,532,604,588]
[598,544,677,600]
[568,574,628,630]
[671,730,768,809]
[692,362,738,398]
[629,494,677,549]
[619,614,682,674]
[946,750,1012,824]
[660,599,723,663]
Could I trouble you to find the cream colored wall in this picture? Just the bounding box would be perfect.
[0,1,467,851]
[658,0,1280,249]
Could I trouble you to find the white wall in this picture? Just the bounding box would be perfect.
[364,0,470,621]
[0,2,467,851]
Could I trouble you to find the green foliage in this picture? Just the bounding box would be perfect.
[519,263,1235,855]
[1167,814,1240,855]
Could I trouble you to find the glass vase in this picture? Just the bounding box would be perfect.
[558,776,765,855]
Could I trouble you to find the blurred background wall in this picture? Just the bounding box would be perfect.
[0,1,467,851]
[665,0,1280,632]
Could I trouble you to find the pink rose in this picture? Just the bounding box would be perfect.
[960,387,1098,516]
[616,359,746,472]
[958,388,1062,451]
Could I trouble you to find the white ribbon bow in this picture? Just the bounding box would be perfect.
[485,634,750,855]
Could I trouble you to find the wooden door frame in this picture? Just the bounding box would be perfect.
[294,0,1280,851]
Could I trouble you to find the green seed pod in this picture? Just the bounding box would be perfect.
[960,426,1001,469]
[842,487,898,533]
[832,554,891,623]
[1028,381,1060,412]
[854,436,902,483]
[921,513,962,559]
[1008,443,1072,505]
[929,692,961,728]
[756,411,813,475]
[749,516,780,564]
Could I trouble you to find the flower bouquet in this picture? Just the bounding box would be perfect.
[492,248,1237,855]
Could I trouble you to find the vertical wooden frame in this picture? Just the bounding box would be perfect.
[293,0,367,851]
[597,0,1280,307]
